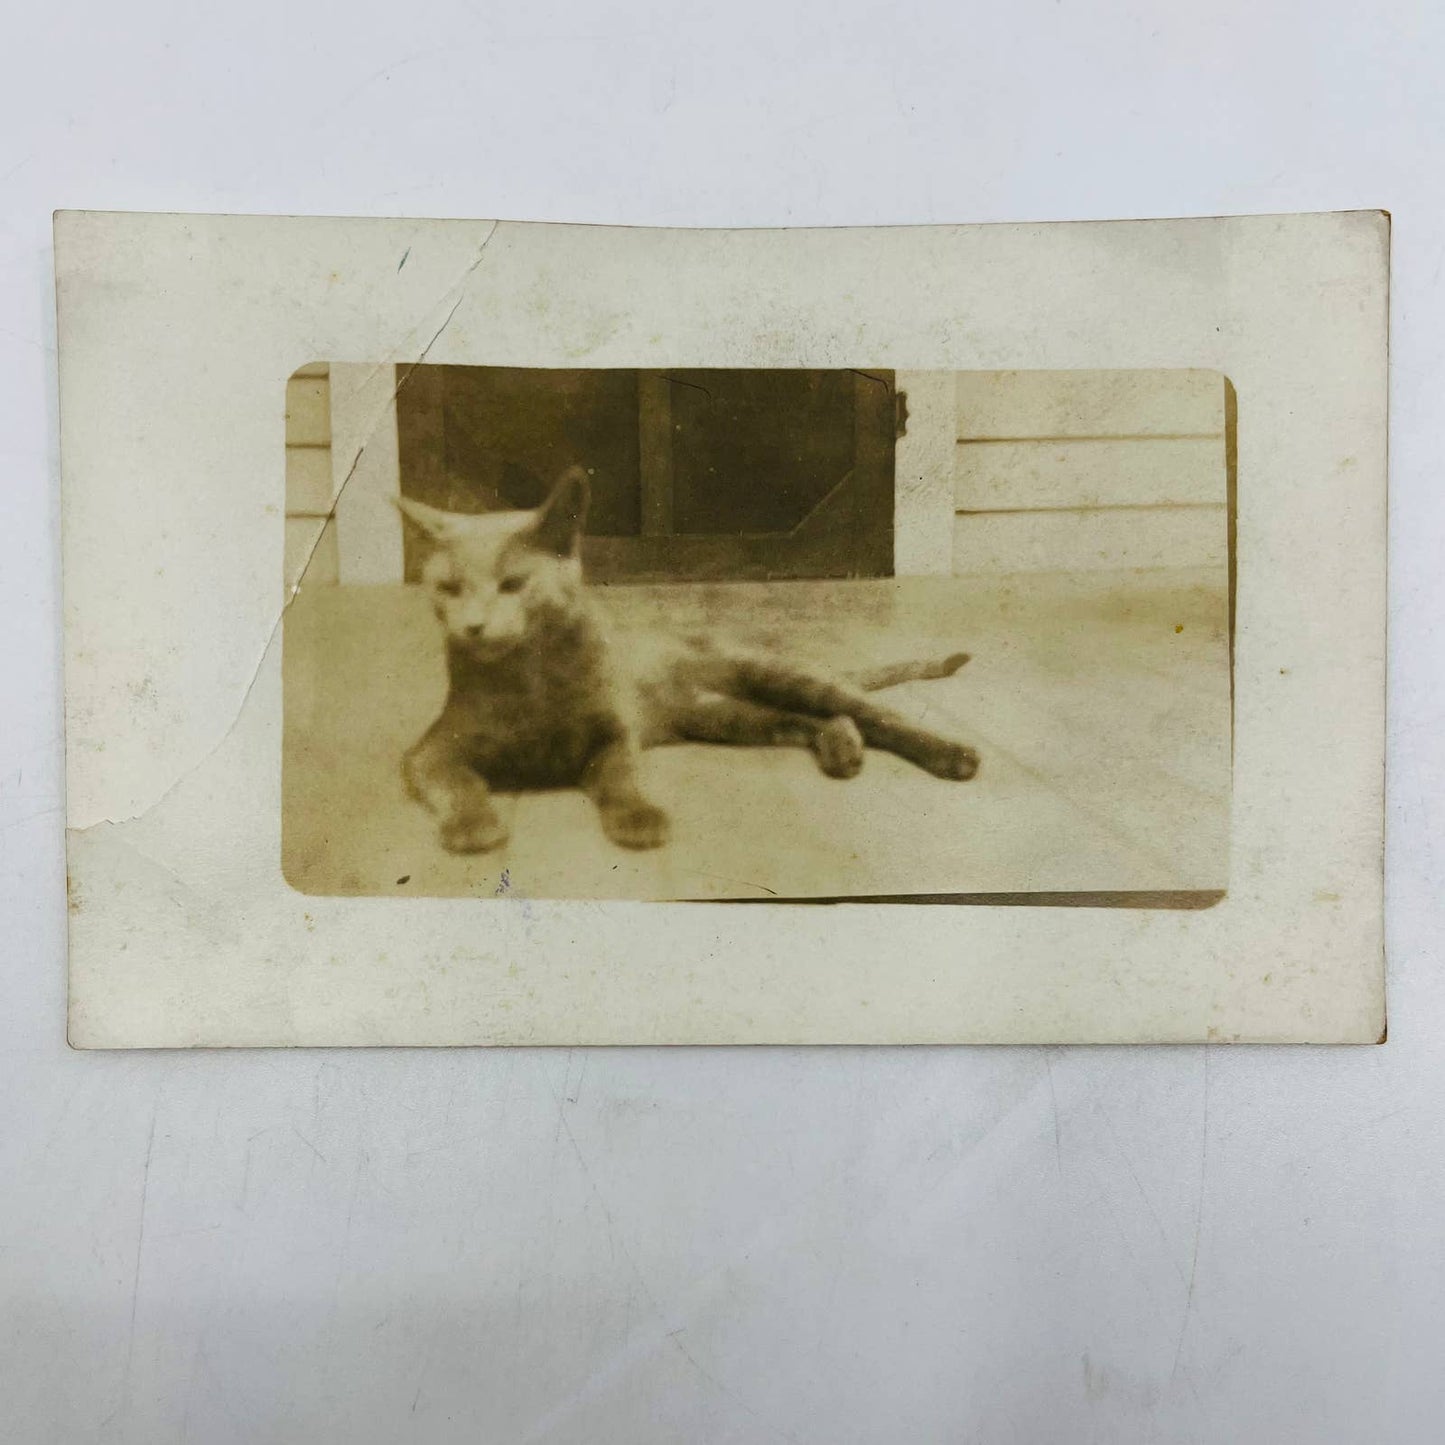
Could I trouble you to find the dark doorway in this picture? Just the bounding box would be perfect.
[395,365,898,583]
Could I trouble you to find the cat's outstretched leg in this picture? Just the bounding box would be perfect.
[672,697,865,779]
[403,719,508,854]
[728,660,980,781]
[583,739,671,849]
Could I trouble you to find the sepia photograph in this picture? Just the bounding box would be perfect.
[282,363,1233,902]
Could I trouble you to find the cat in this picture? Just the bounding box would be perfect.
[397,467,980,853]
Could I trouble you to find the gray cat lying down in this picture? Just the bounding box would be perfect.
[398,467,979,853]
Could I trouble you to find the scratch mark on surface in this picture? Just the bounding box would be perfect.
[290,1125,327,1164]
[1170,1048,1210,1385]
[178,1338,201,1441]
[550,1050,574,1164]
[662,374,714,404]
[313,47,451,122]
[398,247,411,271]
[514,1074,803,1445]
[663,1325,801,1443]
[689,870,779,896]
[0,153,36,187]
[254,228,493,602]
[567,1052,589,1105]
[119,1104,159,1413]
[326,1146,370,1337]
[1043,1052,1064,1179]
[238,1127,270,1211]
[1097,1110,1188,1289]
[407,1317,449,1415]
[848,368,890,390]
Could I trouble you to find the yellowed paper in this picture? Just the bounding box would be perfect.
[58,210,1387,1046]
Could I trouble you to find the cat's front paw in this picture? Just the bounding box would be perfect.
[440,810,509,854]
[600,800,671,850]
[813,716,865,778]
[924,741,980,781]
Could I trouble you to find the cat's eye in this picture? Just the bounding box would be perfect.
[498,576,526,594]
[435,578,462,597]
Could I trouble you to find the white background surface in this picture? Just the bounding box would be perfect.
[1,2,1440,1441]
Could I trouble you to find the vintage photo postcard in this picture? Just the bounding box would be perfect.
[57,210,1387,1047]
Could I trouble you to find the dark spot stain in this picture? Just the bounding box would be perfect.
[396,874,410,886]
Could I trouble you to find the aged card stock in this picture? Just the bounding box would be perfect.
[57,210,1387,1046]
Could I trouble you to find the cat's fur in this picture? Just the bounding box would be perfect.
[398,467,979,853]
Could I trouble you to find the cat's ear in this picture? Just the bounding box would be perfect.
[393,495,466,544]
[531,466,590,557]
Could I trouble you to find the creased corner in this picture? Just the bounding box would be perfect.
[70,224,505,835]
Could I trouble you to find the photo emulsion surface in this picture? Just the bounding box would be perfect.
[282,365,1233,903]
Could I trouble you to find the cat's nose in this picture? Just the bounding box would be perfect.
[462,623,485,640]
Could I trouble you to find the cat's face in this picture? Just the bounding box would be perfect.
[397,468,590,661]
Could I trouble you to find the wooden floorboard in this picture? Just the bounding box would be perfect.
[282,568,1232,900]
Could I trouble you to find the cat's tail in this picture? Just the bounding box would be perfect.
[850,652,971,691]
